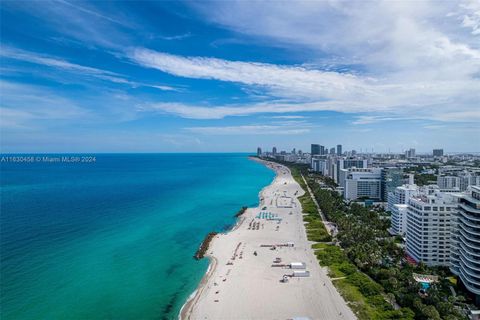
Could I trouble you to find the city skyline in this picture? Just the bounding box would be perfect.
[1,1,480,153]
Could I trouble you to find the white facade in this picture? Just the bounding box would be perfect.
[388,184,419,235]
[335,158,368,182]
[311,156,327,174]
[391,204,409,236]
[343,168,382,201]
[387,184,419,212]
[450,186,480,304]
[438,172,480,191]
[405,187,456,266]
[437,176,460,190]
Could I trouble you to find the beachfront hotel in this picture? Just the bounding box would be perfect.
[450,186,480,305]
[405,186,456,267]
[340,167,383,201]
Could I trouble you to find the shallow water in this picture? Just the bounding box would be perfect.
[0,153,274,320]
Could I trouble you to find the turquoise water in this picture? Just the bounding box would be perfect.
[0,154,274,320]
[421,282,430,290]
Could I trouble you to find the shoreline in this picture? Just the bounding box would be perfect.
[179,157,276,320]
[179,157,355,320]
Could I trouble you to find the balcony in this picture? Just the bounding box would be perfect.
[459,254,480,273]
[459,242,480,257]
[459,262,480,283]
[459,228,480,243]
[458,272,480,295]
[459,206,480,220]
[459,214,480,229]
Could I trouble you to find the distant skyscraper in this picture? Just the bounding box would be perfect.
[433,149,444,157]
[257,147,262,156]
[381,167,404,202]
[272,147,277,155]
[311,144,320,155]
[320,145,325,155]
[405,148,416,158]
[292,148,296,154]
[330,147,335,155]
[337,144,342,156]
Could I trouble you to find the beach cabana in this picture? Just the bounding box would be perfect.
[290,262,306,269]
[292,270,310,277]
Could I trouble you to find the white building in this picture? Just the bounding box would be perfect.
[405,148,416,158]
[388,184,419,236]
[342,168,382,201]
[450,186,480,305]
[391,204,409,236]
[405,186,456,266]
[387,183,418,212]
[311,156,327,173]
[437,172,480,191]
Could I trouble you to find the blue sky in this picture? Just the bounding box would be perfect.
[1,1,479,153]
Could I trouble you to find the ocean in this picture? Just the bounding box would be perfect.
[0,153,274,320]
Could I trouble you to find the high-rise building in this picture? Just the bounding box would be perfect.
[405,148,416,158]
[437,172,480,191]
[311,156,327,173]
[341,168,383,201]
[257,147,262,157]
[320,145,325,155]
[337,144,342,156]
[311,144,320,155]
[391,204,409,236]
[450,186,480,305]
[406,187,456,266]
[334,158,368,182]
[388,184,419,235]
[388,183,418,212]
[433,149,444,157]
[272,147,277,155]
[330,147,335,155]
[381,167,405,201]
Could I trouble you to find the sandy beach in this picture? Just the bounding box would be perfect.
[181,159,356,320]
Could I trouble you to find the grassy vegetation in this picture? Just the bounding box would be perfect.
[298,193,332,242]
[312,242,405,319]
[414,173,437,186]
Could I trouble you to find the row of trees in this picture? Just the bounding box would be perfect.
[305,174,468,320]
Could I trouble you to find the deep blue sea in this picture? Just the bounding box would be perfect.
[0,154,274,320]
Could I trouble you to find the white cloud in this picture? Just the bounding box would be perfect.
[129,0,480,122]
[1,47,178,91]
[134,0,479,122]
[185,124,310,135]
[271,115,309,119]
[130,47,368,101]
[3,0,133,48]
[131,47,480,121]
